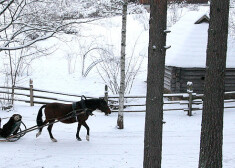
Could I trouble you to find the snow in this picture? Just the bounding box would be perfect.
[165,9,235,68]
[1,6,235,168]
[1,105,235,168]
[187,81,193,86]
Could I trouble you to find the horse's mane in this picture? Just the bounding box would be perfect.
[85,98,101,102]
[83,98,101,107]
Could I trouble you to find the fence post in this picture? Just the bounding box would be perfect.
[187,81,193,116]
[29,79,34,106]
[104,84,108,104]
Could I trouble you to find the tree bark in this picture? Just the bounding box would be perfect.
[117,0,127,129]
[144,0,167,167]
[198,1,230,168]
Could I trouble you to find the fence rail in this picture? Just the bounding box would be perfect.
[105,83,235,115]
[1,80,235,116]
[0,80,96,106]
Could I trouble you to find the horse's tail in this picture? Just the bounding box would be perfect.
[36,105,46,127]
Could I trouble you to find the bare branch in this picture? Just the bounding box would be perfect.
[0,18,100,51]
[0,32,56,51]
[0,0,14,16]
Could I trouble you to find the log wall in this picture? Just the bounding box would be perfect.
[164,66,235,93]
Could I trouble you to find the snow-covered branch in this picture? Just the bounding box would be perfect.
[0,32,56,51]
[0,0,14,16]
[0,18,100,51]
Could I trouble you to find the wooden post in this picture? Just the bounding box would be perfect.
[29,79,34,106]
[187,81,193,116]
[104,84,108,104]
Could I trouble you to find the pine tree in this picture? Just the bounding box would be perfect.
[199,0,230,167]
[143,0,168,167]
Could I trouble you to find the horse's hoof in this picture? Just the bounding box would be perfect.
[36,132,41,138]
[86,135,90,141]
[51,138,57,142]
[76,137,82,141]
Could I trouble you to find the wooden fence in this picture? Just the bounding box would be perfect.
[1,80,235,116]
[106,82,235,116]
[0,80,96,106]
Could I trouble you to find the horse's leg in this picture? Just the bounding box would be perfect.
[36,119,48,138]
[82,122,90,141]
[47,120,57,142]
[76,123,82,141]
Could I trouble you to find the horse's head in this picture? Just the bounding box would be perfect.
[98,98,111,115]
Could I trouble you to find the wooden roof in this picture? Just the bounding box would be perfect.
[194,14,210,24]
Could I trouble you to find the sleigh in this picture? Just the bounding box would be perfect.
[0,114,27,142]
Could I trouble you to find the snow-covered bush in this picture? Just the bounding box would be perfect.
[167,1,201,27]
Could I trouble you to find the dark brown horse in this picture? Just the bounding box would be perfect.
[36,98,111,142]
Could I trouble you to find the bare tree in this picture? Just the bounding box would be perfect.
[117,0,128,129]
[198,0,230,168]
[167,1,186,27]
[0,0,59,51]
[143,0,168,167]
[0,0,99,52]
[2,46,49,105]
[93,36,144,95]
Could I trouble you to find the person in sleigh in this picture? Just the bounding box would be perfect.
[0,114,22,138]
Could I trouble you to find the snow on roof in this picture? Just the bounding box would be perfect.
[165,11,235,68]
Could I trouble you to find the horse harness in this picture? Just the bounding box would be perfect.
[72,96,93,120]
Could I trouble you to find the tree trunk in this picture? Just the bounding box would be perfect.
[117,0,127,129]
[198,1,230,168]
[143,0,167,167]
[8,50,15,105]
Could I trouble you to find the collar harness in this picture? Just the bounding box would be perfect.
[72,95,93,118]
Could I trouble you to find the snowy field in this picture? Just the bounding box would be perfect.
[0,105,235,168]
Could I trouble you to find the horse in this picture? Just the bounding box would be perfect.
[36,98,111,142]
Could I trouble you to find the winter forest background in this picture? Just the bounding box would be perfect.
[1,1,235,168]
[1,0,235,98]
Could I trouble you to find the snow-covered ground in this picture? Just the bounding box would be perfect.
[1,5,235,168]
[0,105,235,168]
